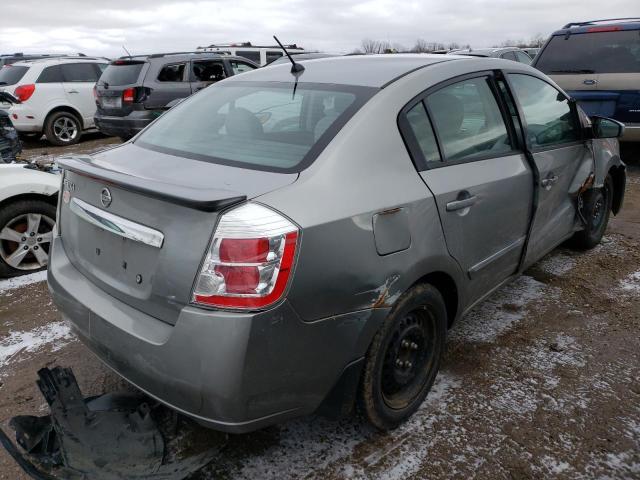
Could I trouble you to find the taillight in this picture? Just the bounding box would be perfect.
[122,87,135,104]
[14,84,35,102]
[193,203,299,310]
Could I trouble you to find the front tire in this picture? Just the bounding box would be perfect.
[0,199,56,278]
[44,111,82,146]
[359,284,447,431]
[570,174,614,250]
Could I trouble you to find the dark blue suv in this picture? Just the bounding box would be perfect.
[533,18,640,142]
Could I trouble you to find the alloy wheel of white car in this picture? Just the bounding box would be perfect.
[52,116,79,143]
[0,212,55,271]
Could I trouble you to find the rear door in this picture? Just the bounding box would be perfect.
[506,73,587,264]
[60,63,101,127]
[400,73,533,301]
[144,62,191,110]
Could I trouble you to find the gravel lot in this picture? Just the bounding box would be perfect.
[0,137,638,479]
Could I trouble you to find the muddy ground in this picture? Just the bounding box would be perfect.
[0,137,638,479]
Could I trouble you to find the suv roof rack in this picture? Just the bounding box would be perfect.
[118,51,224,60]
[563,17,640,28]
[201,42,302,49]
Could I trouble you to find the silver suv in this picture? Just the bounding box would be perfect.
[49,55,625,433]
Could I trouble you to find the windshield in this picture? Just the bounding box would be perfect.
[536,30,640,74]
[0,65,29,86]
[99,62,144,86]
[136,81,375,172]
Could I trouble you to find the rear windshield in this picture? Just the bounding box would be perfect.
[536,30,640,74]
[99,62,144,86]
[0,65,29,86]
[136,81,375,173]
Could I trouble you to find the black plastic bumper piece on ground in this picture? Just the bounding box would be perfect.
[1,367,223,480]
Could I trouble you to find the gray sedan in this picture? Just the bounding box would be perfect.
[49,54,625,433]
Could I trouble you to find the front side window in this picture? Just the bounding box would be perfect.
[60,63,100,82]
[536,30,640,74]
[136,82,373,172]
[192,60,226,82]
[158,63,186,82]
[266,51,284,64]
[501,51,517,61]
[229,60,256,75]
[405,102,441,166]
[425,76,513,161]
[509,74,580,148]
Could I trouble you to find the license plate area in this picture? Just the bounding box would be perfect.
[101,97,122,109]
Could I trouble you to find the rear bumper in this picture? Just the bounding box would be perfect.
[48,236,386,433]
[621,123,640,142]
[0,104,42,132]
[94,110,159,138]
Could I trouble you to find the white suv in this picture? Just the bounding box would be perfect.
[0,57,108,145]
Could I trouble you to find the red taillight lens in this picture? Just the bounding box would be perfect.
[122,87,135,103]
[193,204,299,309]
[586,26,622,33]
[14,84,35,102]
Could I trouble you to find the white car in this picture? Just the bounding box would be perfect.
[0,56,108,145]
[0,164,59,277]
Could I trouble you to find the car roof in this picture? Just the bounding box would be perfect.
[231,54,460,88]
[8,57,108,67]
[552,18,640,35]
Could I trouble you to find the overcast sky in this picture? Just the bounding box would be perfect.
[0,0,637,57]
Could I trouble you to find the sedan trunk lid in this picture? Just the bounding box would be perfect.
[57,143,298,325]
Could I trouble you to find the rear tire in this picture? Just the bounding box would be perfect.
[570,174,614,250]
[359,283,447,431]
[0,199,56,278]
[44,111,82,146]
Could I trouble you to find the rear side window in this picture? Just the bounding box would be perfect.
[536,30,640,74]
[509,74,580,148]
[100,62,144,86]
[61,63,100,82]
[237,51,261,63]
[425,77,513,161]
[0,65,29,86]
[136,82,373,172]
[405,102,441,166]
[158,63,186,82]
[501,51,517,61]
[229,60,256,75]
[37,65,63,83]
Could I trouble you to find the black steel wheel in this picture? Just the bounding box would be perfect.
[570,174,614,250]
[359,283,447,431]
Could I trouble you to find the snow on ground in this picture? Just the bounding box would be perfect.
[0,321,73,369]
[537,253,577,276]
[449,275,551,343]
[0,271,47,295]
[619,270,640,294]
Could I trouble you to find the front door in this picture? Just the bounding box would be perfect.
[190,59,227,93]
[401,74,534,301]
[506,73,588,264]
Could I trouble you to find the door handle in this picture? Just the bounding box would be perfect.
[541,175,559,189]
[67,90,79,94]
[446,195,477,212]
[583,79,597,86]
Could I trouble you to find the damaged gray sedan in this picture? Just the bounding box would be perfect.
[48,54,625,433]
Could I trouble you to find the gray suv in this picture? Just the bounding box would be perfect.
[93,52,258,140]
[50,55,625,433]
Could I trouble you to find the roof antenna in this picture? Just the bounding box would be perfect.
[273,35,304,74]
[122,45,132,57]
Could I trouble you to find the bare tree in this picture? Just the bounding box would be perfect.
[412,38,430,53]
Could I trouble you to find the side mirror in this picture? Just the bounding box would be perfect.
[591,116,625,139]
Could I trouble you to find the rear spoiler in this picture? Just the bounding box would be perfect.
[0,91,20,104]
[57,156,246,212]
